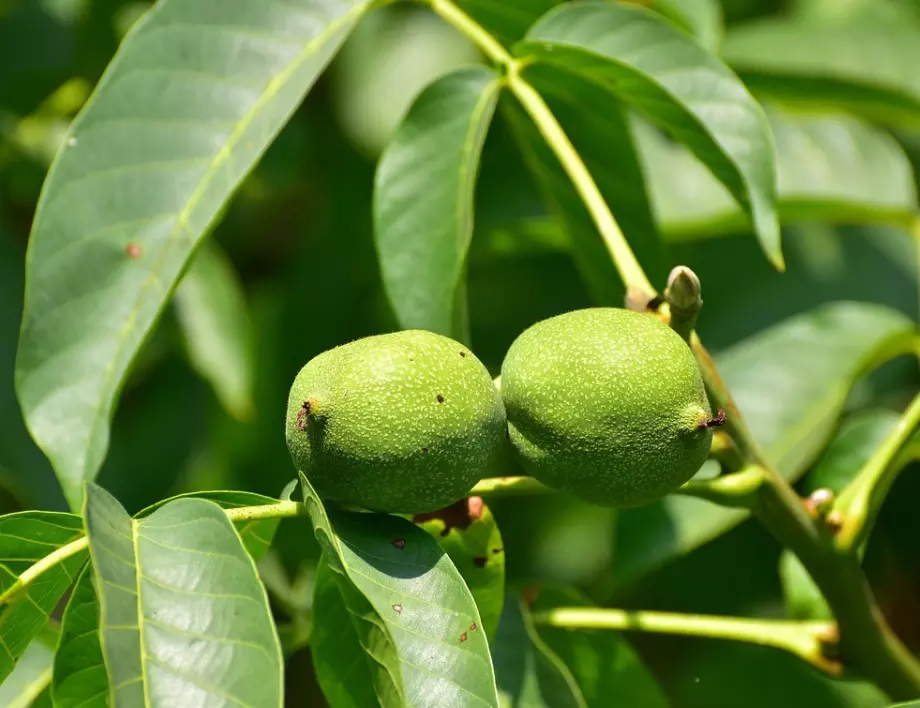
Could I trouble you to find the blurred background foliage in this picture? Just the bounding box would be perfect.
[2,0,920,705]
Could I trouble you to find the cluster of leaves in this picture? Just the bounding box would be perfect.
[1,0,920,705]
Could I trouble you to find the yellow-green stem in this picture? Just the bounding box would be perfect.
[532,607,839,674]
[470,476,552,496]
[835,391,920,551]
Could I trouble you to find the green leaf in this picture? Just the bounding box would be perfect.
[15,0,374,511]
[531,587,669,708]
[173,241,254,421]
[651,0,722,51]
[779,551,832,622]
[298,472,500,707]
[52,567,107,708]
[83,483,283,706]
[723,18,920,126]
[452,0,560,47]
[502,64,667,304]
[0,512,86,683]
[136,489,283,561]
[612,303,916,588]
[310,556,380,708]
[374,66,502,339]
[0,627,56,708]
[516,1,781,268]
[492,595,587,708]
[414,498,506,640]
[638,108,917,241]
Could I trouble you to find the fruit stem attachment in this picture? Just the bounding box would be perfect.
[470,476,554,497]
[676,465,765,509]
[833,390,920,552]
[530,607,840,674]
[425,0,657,301]
[664,265,702,342]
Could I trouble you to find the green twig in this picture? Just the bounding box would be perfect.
[834,391,920,551]
[676,465,765,509]
[470,476,553,497]
[531,607,840,674]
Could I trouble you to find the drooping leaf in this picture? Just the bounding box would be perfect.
[0,626,56,708]
[83,483,283,706]
[637,108,917,241]
[298,473,500,707]
[375,66,502,339]
[531,586,669,707]
[502,64,667,304]
[52,567,107,708]
[414,497,506,640]
[310,556,381,708]
[491,594,587,708]
[452,0,560,47]
[651,0,722,51]
[516,1,781,268]
[173,241,254,421]
[723,18,920,127]
[15,0,375,511]
[612,303,916,588]
[0,512,86,683]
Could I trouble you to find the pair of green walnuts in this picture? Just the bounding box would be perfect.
[285,308,715,514]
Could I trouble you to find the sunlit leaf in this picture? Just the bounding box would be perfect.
[375,66,502,339]
[723,17,920,126]
[452,0,560,47]
[299,473,500,707]
[174,241,254,421]
[516,1,781,268]
[637,108,917,241]
[16,0,375,511]
[612,303,915,588]
[492,595,587,708]
[83,483,283,706]
[651,0,722,51]
[0,512,85,683]
[415,497,506,640]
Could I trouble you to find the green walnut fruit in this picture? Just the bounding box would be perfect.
[285,330,506,514]
[500,308,714,508]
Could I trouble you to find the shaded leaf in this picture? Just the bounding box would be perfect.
[310,556,380,708]
[613,303,916,588]
[174,241,254,421]
[502,64,667,304]
[83,483,283,706]
[298,473,500,707]
[516,1,781,267]
[492,595,587,708]
[531,586,669,708]
[375,66,502,339]
[723,18,920,126]
[414,498,506,640]
[0,512,86,683]
[16,0,375,511]
[651,0,722,51]
[258,550,313,657]
[52,567,107,708]
[0,627,56,708]
[779,551,832,622]
[637,108,917,241]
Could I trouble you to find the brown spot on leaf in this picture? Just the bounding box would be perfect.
[392,604,402,615]
[125,242,142,259]
[436,394,445,403]
[413,496,484,534]
[472,556,488,568]
[492,548,503,555]
[469,622,477,631]
[391,538,406,550]
[459,632,468,643]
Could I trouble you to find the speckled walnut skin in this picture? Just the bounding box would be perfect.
[286,330,506,514]
[500,308,713,508]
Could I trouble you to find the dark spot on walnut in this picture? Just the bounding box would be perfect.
[421,447,428,454]
[473,556,487,568]
[436,394,444,403]
[295,400,312,432]
[391,538,406,550]
[459,351,466,358]
[698,409,727,430]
